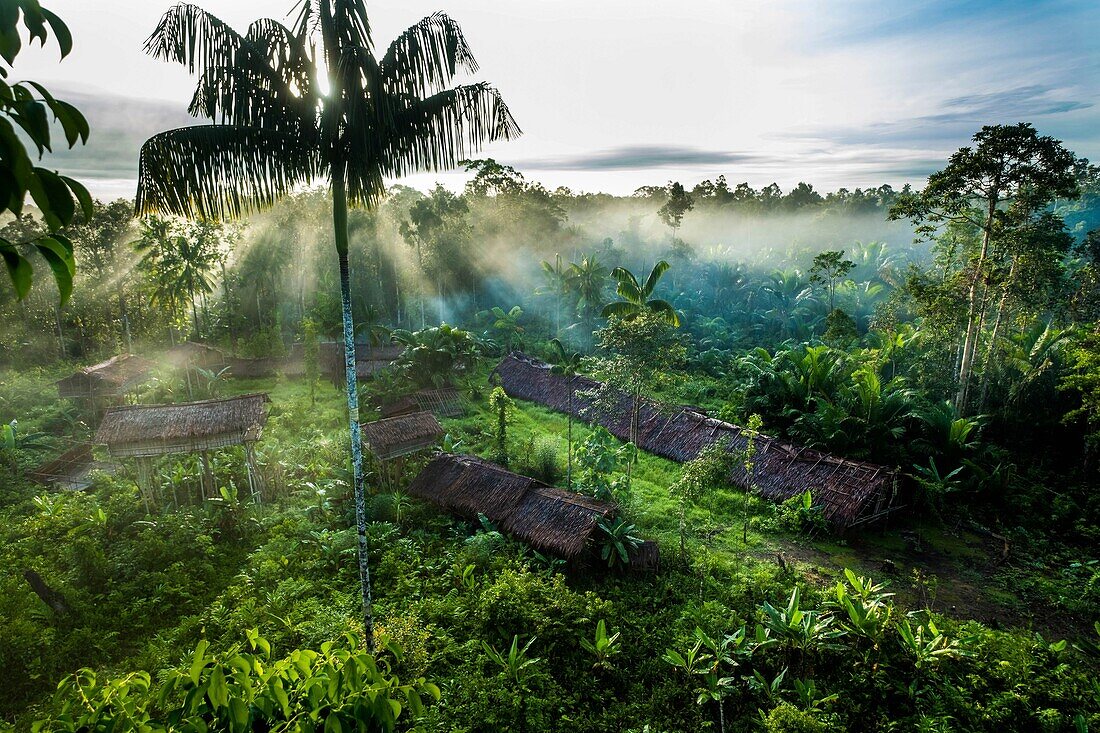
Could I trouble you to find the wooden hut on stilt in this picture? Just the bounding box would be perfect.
[56,354,154,412]
[93,393,270,509]
[360,411,444,488]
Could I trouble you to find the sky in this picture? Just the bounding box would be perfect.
[14,0,1100,200]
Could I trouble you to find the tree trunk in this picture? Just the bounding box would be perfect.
[222,260,234,344]
[55,306,65,359]
[24,570,70,616]
[566,379,574,490]
[118,292,132,353]
[977,257,1018,411]
[955,195,998,414]
[333,171,375,651]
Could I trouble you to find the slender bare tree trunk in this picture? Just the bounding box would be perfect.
[977,257,1018,411]
[955,194,998,414]
[333,168,374,651]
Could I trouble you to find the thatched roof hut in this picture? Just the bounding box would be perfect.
[381,388,465,420]
[56,354,154,399]
[94,393,270,458]
[414,387,464,417]
[361,411,443,460]
[408,453,616,560]
[28,443,114,491]
[492,353,896,529]
[163,342,229,371]
[321,343,404,383]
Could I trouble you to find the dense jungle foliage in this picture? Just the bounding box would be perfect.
[3,1,1100,731]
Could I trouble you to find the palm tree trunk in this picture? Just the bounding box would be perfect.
[333,170,375,651]
[566,381,574,490]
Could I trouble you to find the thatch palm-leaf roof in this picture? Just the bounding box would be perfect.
[408,453,615,559]
[492,353,896,529]
[94,393,270,458]
[361,411,443,460]
[56,354,154,398]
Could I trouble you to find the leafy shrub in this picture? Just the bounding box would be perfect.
[518,435,562,484]
[32,632,437,732]
[762,702,828,733]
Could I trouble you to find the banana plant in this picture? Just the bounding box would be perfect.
[580,619,621,670]
[759,587,846,654]
[596,516,642,569]
[830,569,894,656]
[792,677,838,713]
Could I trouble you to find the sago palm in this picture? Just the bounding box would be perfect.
[136,1,519,647]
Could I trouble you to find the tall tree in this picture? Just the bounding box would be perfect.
[890,123,1078,414]
[809,249,855,313]
[136,1,519,646]
[549,338,582,489]
[400,183,470,325]
[657,181,694,239]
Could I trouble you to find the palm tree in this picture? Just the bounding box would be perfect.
[549,338,582,490]
[567,255,608,338]
[136,1,519,648]
[601,260,679,326]
[134,217,217,342]
[539,253,569,336]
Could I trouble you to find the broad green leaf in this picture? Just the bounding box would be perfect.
[207,666,229,709]
[40,8,73,58]
[190,640,210,685]
[34,235,74,305]
[1,238,32,298]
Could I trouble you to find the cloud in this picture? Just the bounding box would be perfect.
[783,85,1093,149]
[513,145,764,171]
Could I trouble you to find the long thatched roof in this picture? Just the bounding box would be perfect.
[94,393,270,457]
[492,353,896,528]
[56,354,154,398]
[361,411,443,460]
[408,453,616,559]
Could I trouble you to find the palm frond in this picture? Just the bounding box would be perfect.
[644,260,671,298]
[145,3,247,77]
[372,82,520,184]
[189,59,313,132]
[601,301,641,320]
[380,13,478,98]
[646,299,681,326]
[136,125,318,219]
[610,266,641,303]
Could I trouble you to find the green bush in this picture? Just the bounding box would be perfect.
[763,703,828,733]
